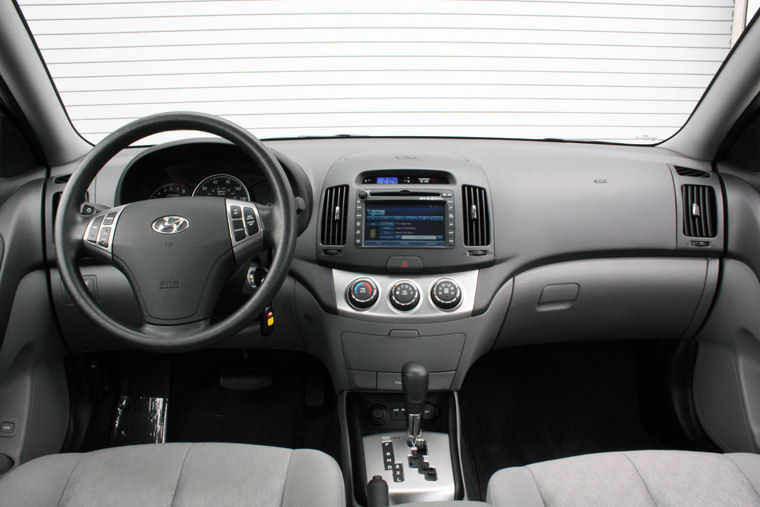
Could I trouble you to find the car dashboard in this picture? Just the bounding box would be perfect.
[45,135,724,394]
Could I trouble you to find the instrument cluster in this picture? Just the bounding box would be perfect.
[149,174,252,201]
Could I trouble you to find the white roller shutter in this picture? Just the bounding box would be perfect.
[18,0,735,143]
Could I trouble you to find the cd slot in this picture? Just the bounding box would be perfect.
[370,191,441,197]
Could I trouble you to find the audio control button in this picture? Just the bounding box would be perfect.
[347,278,379,309]
[431,278,462,310]
[390,281,420,311]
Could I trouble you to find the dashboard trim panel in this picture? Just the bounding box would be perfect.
[333,269,478,322]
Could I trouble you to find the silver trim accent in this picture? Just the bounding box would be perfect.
[333,269,478,322]
[363,431,455,505]
[225,198,263,246]
[83,205,127,258]
[407,413,422,447]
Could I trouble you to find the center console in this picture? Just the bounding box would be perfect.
[316,151,494,324]
[316,151,494,274]
[310,152,498,504]
[346,363,464,506]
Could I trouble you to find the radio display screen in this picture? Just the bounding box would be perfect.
[364,201,446,247]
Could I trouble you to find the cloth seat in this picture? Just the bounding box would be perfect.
[487,450,760,506]
[0,442,345,506]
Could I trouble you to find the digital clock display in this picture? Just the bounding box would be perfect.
[376,176,398,184]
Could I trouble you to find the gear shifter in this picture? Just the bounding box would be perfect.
[402,362,428,448]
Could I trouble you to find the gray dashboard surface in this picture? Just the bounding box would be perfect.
[50,136,724,350]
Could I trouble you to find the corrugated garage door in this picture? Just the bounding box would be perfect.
[18,0,736,143]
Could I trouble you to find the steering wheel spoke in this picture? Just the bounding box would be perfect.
[225,199,266,264]
[82,205,128,264]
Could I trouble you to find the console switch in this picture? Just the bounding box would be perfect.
[386,256,423,273]
[431,279,462,310]
[347,278,379,309]
[390,281,420,311]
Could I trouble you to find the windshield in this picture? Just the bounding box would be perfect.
[18,0,757,144]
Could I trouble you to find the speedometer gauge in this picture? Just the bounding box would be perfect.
[150,183,188,199]
[192,174,251,201]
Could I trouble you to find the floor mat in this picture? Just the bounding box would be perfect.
[167,351,340,461]
[459,342,713,499]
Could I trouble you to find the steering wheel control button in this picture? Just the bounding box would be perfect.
[102,211,118,226]
[97,227,111,248]
[347,278,379,309]
[390,281,420,311]
[386,256,423,273]
[431,278,462,310]
[243,207,259,235]
[86,215,103,242]
[226,200,263,248]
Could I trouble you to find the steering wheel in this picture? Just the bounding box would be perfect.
[54,112,297,351]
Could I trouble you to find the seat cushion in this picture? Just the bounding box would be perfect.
[0,442,345,507]
[487,450,760,507]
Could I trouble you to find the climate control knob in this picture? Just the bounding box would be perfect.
[389,280,420,311]
[431,278,462,310]
[347,278,379,309]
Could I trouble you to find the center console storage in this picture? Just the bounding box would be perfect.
[343,332,464,392]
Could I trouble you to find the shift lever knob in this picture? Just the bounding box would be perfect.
[402,362,428,447]
[402,362,429,415]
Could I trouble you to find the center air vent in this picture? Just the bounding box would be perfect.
[320,185,348,246]
[462,185,490,246]
[682,185,717,238]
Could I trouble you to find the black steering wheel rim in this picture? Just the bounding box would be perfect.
[54,112,297,351]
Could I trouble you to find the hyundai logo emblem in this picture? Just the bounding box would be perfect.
[151,216,190,234]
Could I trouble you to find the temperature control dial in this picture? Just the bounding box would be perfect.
[389,281,420,311]
[347,278,379,309]
[431,278,462,310]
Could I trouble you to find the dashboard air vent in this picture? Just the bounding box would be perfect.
[462,185,490,246]
[320,185,348,246]
[682,185,717,238]
[54,174,71,184]
[675,166,710,178]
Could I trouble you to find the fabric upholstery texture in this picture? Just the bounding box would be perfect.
[487,450,760,507]
[0,442,345,507]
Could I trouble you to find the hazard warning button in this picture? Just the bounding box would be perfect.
[386,256,423,273]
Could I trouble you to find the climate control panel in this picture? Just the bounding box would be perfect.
[336,271,477,321]
[389,280,421,311]
[347,279,380,309]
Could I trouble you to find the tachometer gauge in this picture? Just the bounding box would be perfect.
[150,183,189,199]
[192,174,251,201]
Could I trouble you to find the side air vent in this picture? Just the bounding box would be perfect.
[462,185,490,246]
[675,166,710,178]
[682,185,717,238]
[320,185,348,246]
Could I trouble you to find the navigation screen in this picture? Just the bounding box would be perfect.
[364,202,446,247]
